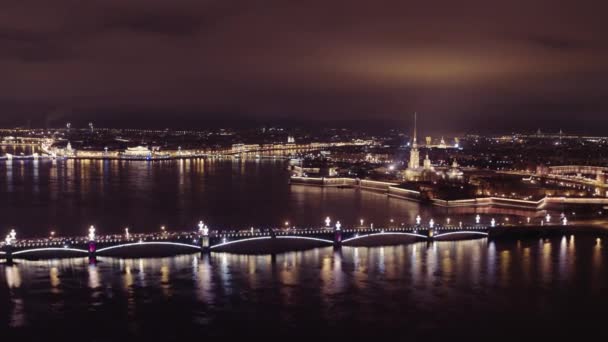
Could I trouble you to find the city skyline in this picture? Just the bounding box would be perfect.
[1,1,607,133]
[3,2,608,340]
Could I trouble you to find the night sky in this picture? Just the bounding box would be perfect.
[1,1,607,133]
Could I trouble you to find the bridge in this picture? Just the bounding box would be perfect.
[0,221,492,262]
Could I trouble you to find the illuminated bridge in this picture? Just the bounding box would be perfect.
[0,222,491,262]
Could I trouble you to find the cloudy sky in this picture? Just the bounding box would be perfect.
[1,0,606,133]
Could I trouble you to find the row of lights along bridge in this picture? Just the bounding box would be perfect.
[3,214,567,246]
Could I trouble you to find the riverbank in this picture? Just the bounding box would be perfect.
[290,176,608,210]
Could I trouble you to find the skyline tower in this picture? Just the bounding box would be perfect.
[408,112,420,169]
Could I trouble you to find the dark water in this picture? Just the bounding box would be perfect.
[2,236,608,340]
[0,158,443,237]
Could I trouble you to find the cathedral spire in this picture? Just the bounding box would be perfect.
[412,112,418,148]
[407,112,420,170]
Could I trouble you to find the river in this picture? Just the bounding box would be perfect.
[3,154,608,340]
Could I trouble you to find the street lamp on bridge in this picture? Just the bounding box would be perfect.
[198,221,209,236]
[88,226,96,241]
[5,229,16,246]
[325,216,331,227]
[415,215,421,225]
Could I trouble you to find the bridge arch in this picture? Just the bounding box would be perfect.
[275,236,333,244]
[433,231,488,239]
[12,247,88,256]
[210,235,333,253]
[96,241,201,253]
[210,236,272,250]
[342,232,428,245]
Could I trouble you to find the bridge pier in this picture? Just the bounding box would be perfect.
[88,240,97,261]
[487,226,497,240]
[199,221,211,254]
[200,236,210,254]
[333,222,342,249]
[5,245,13,264]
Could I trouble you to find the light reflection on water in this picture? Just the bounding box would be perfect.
[1,236,608,339]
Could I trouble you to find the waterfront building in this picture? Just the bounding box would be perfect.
[122,146,152,159]
[423,153,433,170]
[447,159,464,178]
[64,141,75,156]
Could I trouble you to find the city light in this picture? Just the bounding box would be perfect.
[88,226,96,241]
[198,221,209,236]
[0,6,605,336]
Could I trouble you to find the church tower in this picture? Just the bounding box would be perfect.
[423,153,432,170]
[408,112,420,169]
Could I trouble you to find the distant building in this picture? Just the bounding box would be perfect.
[423,154,433,170]
[122,146,152,159]
[403,113,437,181]
[438,137,447,149]
[408,113,420,170]
[447,159,464,178]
